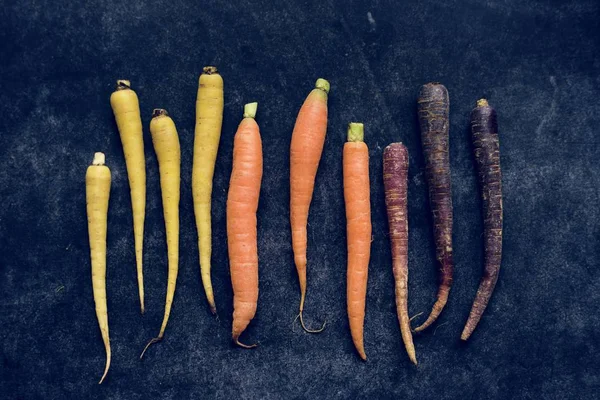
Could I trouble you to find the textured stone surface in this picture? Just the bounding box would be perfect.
[1,0,599,398]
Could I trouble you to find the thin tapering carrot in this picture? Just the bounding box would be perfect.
[192,66,224,314]
[414,83,454,332]
[141,109,181,358]
[290,78,329,333]
[344,123,372,361]
[110,80,146,314]
[227,102,263,348]
[86,152,111,383]
[461,99,503,341]
[383,143,417,365]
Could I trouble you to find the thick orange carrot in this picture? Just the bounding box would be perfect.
[290,78,329,333]
[343,123,372,361]
[227,102,263,348]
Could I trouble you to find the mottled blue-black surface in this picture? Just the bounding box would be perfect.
[1,0,599,399]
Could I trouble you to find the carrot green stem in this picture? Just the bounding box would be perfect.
[477,98,489,107]
[92,152,106,166]
[243,102,258,119]
[116,80,131,90]
[203,66,218,75]
[315,78,330,94]
[347,123,364,142]
[152,108,169,118]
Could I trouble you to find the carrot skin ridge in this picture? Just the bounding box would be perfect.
[344,123,371,360]
[228,103,262,348]
[414,83,454,332]
[383,143,417,364]
[290,79,329,333]
[86,152,112,383]
[461,99,503,341]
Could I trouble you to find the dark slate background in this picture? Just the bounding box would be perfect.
[1,0,599,398]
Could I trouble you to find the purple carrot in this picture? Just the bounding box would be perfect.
[383,143,417,364]
[414,83,454,333]
[461,99,503,341]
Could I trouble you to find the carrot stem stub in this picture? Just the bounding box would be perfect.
[344,123,371,361]
[383,143,417,364]
[414,82,454,333]
[461,99,503,341]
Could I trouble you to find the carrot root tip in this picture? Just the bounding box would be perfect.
[140,337,162,359]
[298,312,326,334]
[233,337,259,349]
[409,312,423,323]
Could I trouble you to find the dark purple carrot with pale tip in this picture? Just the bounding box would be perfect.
[383,143,417,365]
[461,99,503,341]
[414,83,454,333]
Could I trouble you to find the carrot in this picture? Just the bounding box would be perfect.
[290,78,329,333]
[227,102,263,348]
[86,152,112,384]
[192,66,224,315]
[414,82,454,332]
[383,143,417,365]
[344,123,372,361]
[110,80,146,314]
[461,99,503,341]
[141,109,181,357]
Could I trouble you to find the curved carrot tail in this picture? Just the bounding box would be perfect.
[140,336,163,359]
[398,282,417,363]
[461,271,500,341]
[233,335,259,349]
[99,338,111,384]
[297,284,326,333]
[413,282,450,332]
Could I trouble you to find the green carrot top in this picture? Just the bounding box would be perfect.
[477,98,489,107]
[315,78,330,94]
[347,122,364,142]
[243,102,258,119]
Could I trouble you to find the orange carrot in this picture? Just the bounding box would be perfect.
[227,102,263,348]
[343,123,372,360]
[290,78,329,333]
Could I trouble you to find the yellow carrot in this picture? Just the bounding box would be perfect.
[141,109,181,358]
[110,80,146,314]
[192,66,224,314]
[86,152,111,384]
